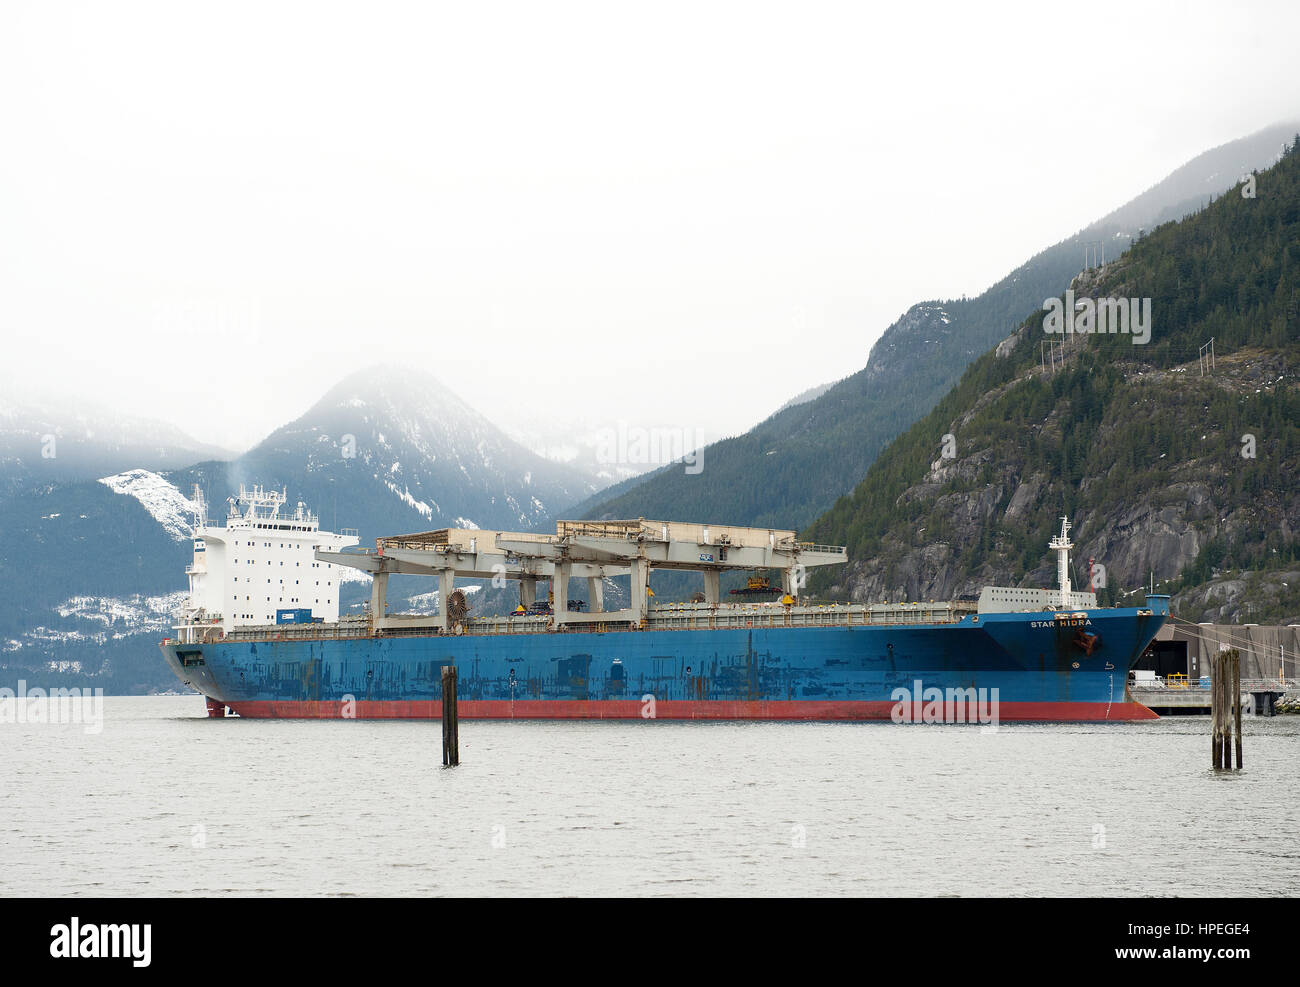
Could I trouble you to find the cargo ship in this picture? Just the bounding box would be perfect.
[161,498,1167,722]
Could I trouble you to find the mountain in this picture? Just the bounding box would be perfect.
[578,121,1300,530]
[0,365,598,692]
[0,392,234,498]
[174,364,597,536]
[804,137,1300,625]
[0,470,200,689]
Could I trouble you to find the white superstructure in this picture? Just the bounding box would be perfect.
[174,484,359,643]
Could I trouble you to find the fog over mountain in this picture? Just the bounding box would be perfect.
[0,391,234,496]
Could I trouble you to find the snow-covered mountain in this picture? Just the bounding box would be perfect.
[0,471,196,690]
[0,392,235,496]
[97,469,202,541]
[173,364,598,535]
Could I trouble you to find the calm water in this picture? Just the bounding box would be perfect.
[2,697,1297,897]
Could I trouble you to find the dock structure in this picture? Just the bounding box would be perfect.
[1147,621,1300,682]
[1133,619,1300,714]
[316,518,849,635]
[1129,676,1298,715]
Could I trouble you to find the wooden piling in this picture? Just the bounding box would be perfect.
[1211,649,1242,770]
[1223,652,1234,769]
[441,665,459,767]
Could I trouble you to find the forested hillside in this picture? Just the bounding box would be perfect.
[805,138,1300,624]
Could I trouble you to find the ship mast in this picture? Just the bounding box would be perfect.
[1048,515,1073,607]
[192,484,207,530]
[237,483,287,520]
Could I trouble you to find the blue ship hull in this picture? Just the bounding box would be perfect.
[160,596,1169,722]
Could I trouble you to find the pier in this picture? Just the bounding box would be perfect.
[1129,677,1298,715]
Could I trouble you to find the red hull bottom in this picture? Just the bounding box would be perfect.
[225,699,1160,722]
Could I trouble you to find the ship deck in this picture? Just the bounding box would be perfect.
[214,599,981,643]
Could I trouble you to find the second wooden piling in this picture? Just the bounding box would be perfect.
[1211,651,1221,769]
[1233,648,1243,770]
[441,664,459,767]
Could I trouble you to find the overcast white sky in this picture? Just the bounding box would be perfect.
[3,0,1299,452]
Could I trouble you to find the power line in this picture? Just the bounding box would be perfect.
[1165,614,1296,675]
